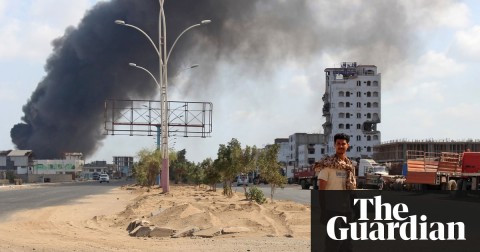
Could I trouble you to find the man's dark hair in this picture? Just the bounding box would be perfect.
[334,133,350,143]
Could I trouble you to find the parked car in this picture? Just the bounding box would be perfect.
[92,172,100,180]
[236,174,249,186]
[99,174,110,183]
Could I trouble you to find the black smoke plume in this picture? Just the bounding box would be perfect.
[10,0,451,158]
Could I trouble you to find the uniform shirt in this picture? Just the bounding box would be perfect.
[318,167,347,190]
[315,154,353,190]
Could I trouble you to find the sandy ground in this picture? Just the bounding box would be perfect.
[0,184,311,252]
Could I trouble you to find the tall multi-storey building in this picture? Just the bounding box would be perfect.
[322,62,381,159]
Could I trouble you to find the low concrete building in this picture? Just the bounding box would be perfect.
[0,150,34,174]
[297,144,325,167]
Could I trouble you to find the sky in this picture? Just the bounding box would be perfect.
[1,0,480,163]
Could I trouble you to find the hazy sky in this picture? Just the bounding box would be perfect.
[1,0,479,163]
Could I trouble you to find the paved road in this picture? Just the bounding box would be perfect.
[234,184,311,205]
[0,180,130,220]
[0,180,312,221]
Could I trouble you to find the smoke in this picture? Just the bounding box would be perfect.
[10,0,456,158]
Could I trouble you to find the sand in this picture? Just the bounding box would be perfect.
[0,184,311,252]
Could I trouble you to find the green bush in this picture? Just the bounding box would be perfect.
[6,171,16,183]
[246,186,267,204]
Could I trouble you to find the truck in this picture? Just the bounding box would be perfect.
[291,165,317,190]
[406,150,480,190]
[356,159,390,189]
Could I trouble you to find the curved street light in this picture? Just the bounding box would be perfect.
[115,20,161,58]
[115,3,210,193]
[128,63,160,88]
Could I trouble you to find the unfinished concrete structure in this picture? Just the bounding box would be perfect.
[373,139,480,174]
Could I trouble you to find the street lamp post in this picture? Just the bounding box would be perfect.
[115,0,210,193]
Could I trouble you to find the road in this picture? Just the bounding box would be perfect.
[0,180,129,220]
[0,180,311,221]
[234,183,311,204]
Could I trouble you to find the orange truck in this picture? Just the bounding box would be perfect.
[406,150,480,190]
[292,165,317,190]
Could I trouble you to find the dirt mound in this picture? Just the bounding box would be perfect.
[109,185,311,239]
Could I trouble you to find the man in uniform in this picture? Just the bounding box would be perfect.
[314,133,356,252]
[315,133,356,190]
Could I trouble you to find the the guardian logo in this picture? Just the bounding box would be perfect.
[327,196,466,241]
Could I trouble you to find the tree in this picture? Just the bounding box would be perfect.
[201,158,220,191]
[170,149,188,184]
[187,161,204,187]
[134,148,177,187]
[134,148,161,187]
[257,144,287,202]
[238,145,258,198]
[214,138,242,197]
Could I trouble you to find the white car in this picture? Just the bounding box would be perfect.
[236,175,249,186]
[99,174,110,183]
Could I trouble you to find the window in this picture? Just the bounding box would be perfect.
[346,124,350,129]
[308,158,315,165]
[356,113,361,118]
[367,113,371,119]
[339,91,344,97]
[346,102,351,108]
[367,147,372,152]
[339,124,344,129]
[367,81,371,86]
[346,113,350,118]
[356,146,362,152]
[367,136,371,141]
[357,81,361,86]
[366,91,371,97]
[346,92,350,97]
[373,81,378,86]
[339,113,345,118]
[356,135,361,141]
[373,91,378,97]
[357,124,361,129]
[366,102,371,108]
[339,102,344,108]
[373,135,379,141]
[373,102,378,108]
[373,113,379,120]
[356,91,361,97]
[308,148,315,154]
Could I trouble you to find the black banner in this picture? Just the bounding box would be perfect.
[311,190,480,252]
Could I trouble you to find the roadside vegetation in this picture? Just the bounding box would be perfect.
[132,138,286,203]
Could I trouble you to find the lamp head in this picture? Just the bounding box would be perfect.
[114,20,126,25]
[200,20,211,25]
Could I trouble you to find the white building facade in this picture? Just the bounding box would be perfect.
[287,133,325,167]
[322,62,381,159]
[274,138,290,166]
[32,152,84,175]
[297,144,325,167]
